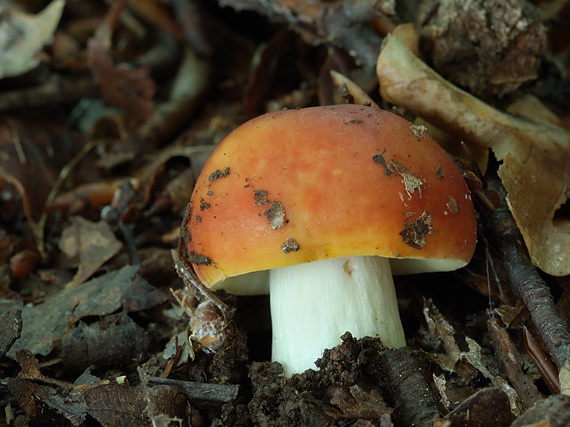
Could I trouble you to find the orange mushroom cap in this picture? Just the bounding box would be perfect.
[182,105,476,291]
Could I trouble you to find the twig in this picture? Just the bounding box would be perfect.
[488,182,570,370]
[523,326,560,394]
[380,347,443,426]
[0,75,100,113]
[146,376,239,406]
[37,139,100,257]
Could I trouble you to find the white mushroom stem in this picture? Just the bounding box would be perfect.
[269,255,406,377]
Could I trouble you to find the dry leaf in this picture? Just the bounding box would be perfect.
[416,0,546,97]
[0,0,64,79]
[81,383,187,426]
[423,299,523,416]
[62,312,150,372]
[47,179,128,214]
[218,0,384,70]
[59,216,122,287]
[377,32,570,276]
[87,3,156,122]
[0,118,75,221]
[0,309,22,358]
[7,265,138,358]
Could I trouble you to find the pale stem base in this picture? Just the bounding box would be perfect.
[269,255,406,377]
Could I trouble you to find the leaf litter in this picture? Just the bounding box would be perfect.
[0,0,569,425]
[377,30,570,277]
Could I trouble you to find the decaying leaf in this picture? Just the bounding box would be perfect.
[86,2,156,122]
[47,179,129,214]
[416,0,546,97]
[7,265,138,358]
[62,311,151,373]
[377,32,570,276]
[0,309,22,358]
[59,216,122,287]
[423,299,523,416]
[0,0,65,79]
[80,383,187,425]
[172,251,233,354]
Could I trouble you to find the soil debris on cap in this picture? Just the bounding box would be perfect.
[281,238,300,253]
[436,165,445,178]
[400,211,433,249]
[253,189,271,206]
[373,154,393,175]
[410,124,427,139]
[391,159,423,199]
[446,195,461,215]
[264,201,286,229]
[208,167,230,182]
[188,251,212,265]
[200,198,211,210]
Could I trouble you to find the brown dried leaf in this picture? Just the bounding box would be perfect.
[0,308,22,358]
[8,357,88,425]
[33,383,87,426]
[328,385,389,419]
[62,312,150,372]
[0,0,65,79]
[423,299,523,416]
[0,119,72,221]
[47,179,128,214]
[437,387,514,427]
[87,11,156,122]
[7,265,138,358]
[16,350,44,381]
[416,0,546,98]
[6,377,38,420]
[377,33,570,276]
[218,0,384,69]
[59,216,122,287]
[80,383,187,426]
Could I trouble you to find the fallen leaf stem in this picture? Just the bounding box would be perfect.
[147,376,239,406]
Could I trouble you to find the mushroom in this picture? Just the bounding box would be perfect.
[181,104,477,376]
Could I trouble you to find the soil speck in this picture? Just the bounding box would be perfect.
[400,211,433,249]
[188,251,212,265]
[281,238,300,253]
[264,201,286,229]
[410,125,427,139]
[200,198,211,210]
[391,159,423,199]
[373,154,393,175]
[436,165,445,178]
[446,196,460,214]
[208,167,230,182]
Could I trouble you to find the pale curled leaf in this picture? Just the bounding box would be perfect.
[330,70,379,108]
[377,33,570,276]
[0,0,65,79]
